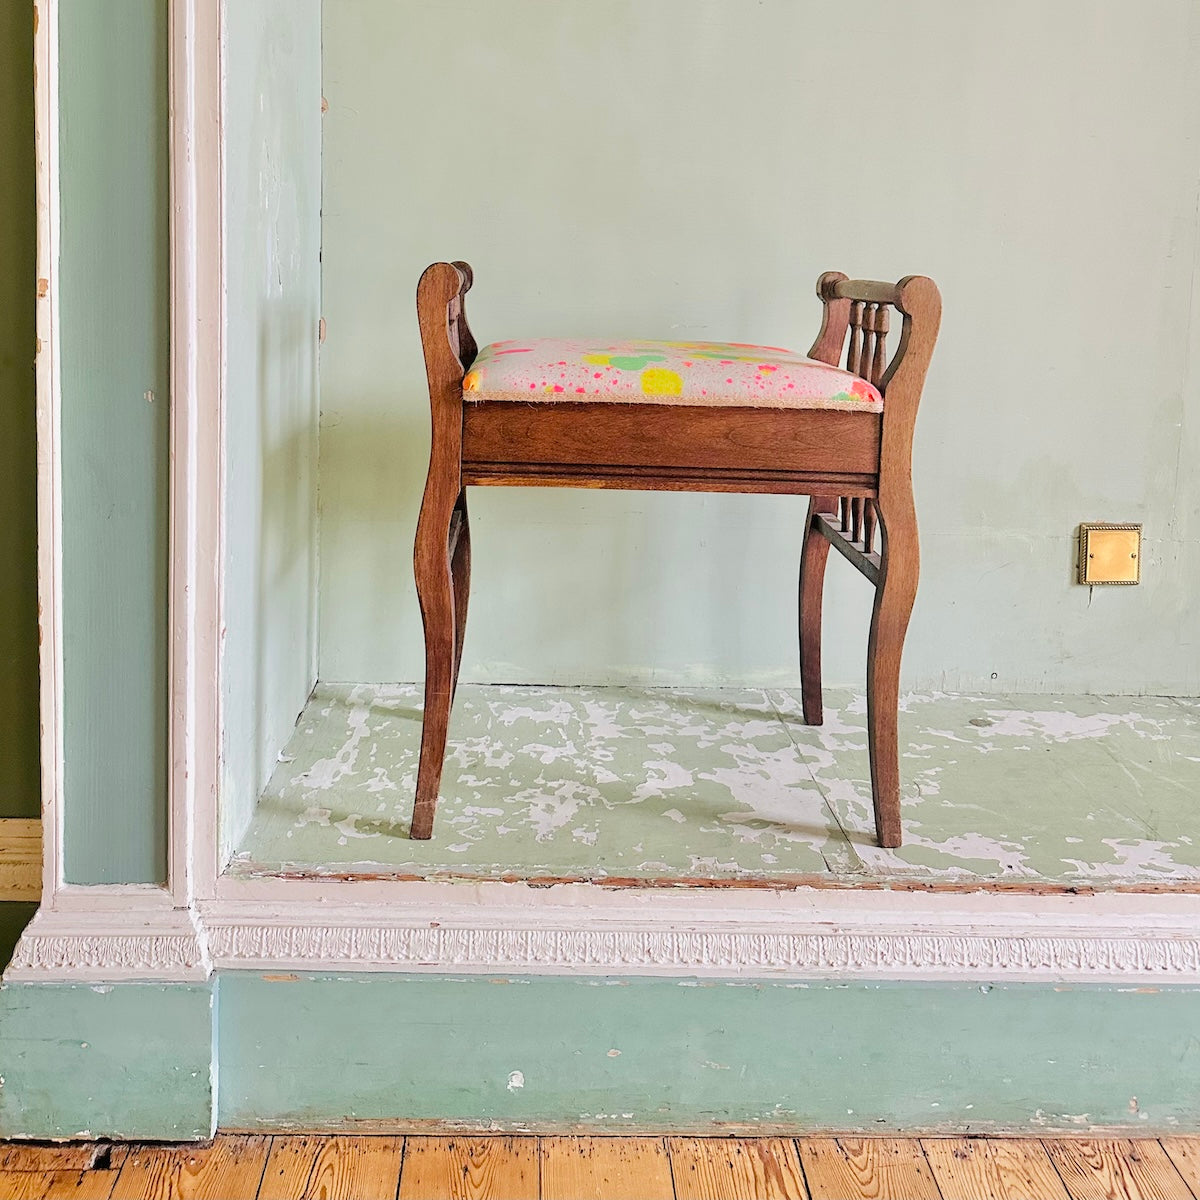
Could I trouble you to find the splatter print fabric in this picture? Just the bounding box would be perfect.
[462,338,883,411]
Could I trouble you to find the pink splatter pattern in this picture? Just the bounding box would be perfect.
[461,339,883,410]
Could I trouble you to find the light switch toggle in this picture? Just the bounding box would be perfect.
[1078,523,1141,585]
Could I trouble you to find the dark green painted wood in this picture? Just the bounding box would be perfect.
[0,0,40,820]
[0,903,36,973]
[58,1,170,882]
[0,980,215,1140]
[218,973,1200,1134]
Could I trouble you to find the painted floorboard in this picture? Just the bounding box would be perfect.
[797,1138,941,1200]
[234,685,1200,889]
[1045,1139,1193,1200]
[540,1136,675,1200]
[667,1137,808,1199]
[399,1136,539,1200]
[922,1138,1069,1200]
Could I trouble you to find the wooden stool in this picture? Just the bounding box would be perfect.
[413,263,941,846]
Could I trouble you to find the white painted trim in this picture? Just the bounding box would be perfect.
[167,0,223,911]
[200,884,1200,983]
[7,887,211,982]
[33,0,63,904]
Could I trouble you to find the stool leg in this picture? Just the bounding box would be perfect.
[866,490,919,849]
[798,496,835,724]
[413,484,458,841]
[450,491,471,703]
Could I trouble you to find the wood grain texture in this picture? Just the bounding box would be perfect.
[111,1135,270,1199]
[257,1136,323,1200]
[41,1169,122,1199]
[1045,1139,1193,1200]
[0,817,41,900]
[667,1136,807,1199]
[412,261,469,840]
[399,1136,538,1200]
[798,1137,940,1200]
[0,1144,112,1173]
[540,1137,674,1200]
[301,1136,404,1200]
[1159,1139,1200,1194]
[462,403,883,479]
[923,1138,1069,1200]
[0,1170,60,1200]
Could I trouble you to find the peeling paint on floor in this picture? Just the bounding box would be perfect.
[232,684,1200,887]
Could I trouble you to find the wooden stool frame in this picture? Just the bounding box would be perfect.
[413,263,941,846]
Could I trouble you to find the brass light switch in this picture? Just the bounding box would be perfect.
[1078,523,1141,585]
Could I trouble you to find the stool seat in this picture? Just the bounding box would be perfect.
[462,337,884,411]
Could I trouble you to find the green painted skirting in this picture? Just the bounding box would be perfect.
[0,981,215,1140]
[218,973,1200,1135]
[3,971,1198,1138]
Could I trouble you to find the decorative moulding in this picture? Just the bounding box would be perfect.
[200,891,1200,983]
[5,893,211,983]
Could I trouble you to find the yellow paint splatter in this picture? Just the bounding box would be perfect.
[583,353,612,366]
[641,367,683,396]
[463,370,480,392]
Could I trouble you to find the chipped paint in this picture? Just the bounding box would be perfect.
[236,684,1200,889]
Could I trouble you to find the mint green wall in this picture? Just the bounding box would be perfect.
[59,0,170,883]
[220,0,323,860]
[319,0,1200,696]
[0,0,39,819]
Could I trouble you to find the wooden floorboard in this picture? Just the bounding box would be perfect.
[110,1135,271,1200]
[399,1136,539,1200]
[798,1137,941,1199]
[1044,1139,1195,1200]
[1160,1139,1200,1196]
[923,1138,1069,1200]
[540,1136,674,1200]
[300,1135,405,1200]
[668,1136,808,1199]
[3,1135,1200,1199]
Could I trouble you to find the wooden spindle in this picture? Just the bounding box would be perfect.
[847,302,864,375]
[863,498,877,553]
[840,496,851,531]
[851,497,864,543]
[859,304,876,382]
[871,305,889,386]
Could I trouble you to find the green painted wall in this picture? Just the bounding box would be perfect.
[221,0,323,860]
[0,0,39,819]
[319,0,1200,696]
[59,0,170,883]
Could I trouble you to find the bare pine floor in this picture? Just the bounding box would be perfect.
[3,1135,1200,1199]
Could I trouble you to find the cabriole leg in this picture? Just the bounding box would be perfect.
[866,492,919,849]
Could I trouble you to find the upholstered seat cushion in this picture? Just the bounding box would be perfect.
[462,338,883,411]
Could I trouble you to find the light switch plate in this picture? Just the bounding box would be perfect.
[1078,523,1141,585]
